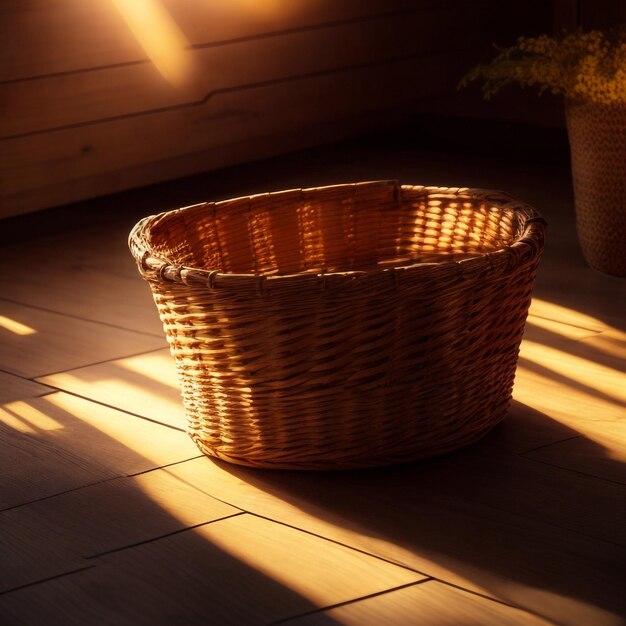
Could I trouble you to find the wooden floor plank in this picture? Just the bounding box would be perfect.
[1,468,238,592]
[503,311,625,453]
[514,330,626,428]
[1,530,91,596]
[523,430,626,485]
[520,310,625,396]
[527,298,613,335]
[283,580,558,626]
[0,371,52,403]
[490,316,626,464]
[580,328,626,362]
[0,426,116,512]
[531,262,626,333]
[525,314,600,340]
[0,225,164,335]
[512,360,625,464]
[0,300,165,378]
[0,392,199,510]
[0,514,424,626]
[160,456,626,626]
[485,400,576,454]
[374,442,626,549]
[37,350,186,429]
[5,469,240,558]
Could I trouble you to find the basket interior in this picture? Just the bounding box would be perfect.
[145,183,522,275]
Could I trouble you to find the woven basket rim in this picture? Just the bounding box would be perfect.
[129,180,546,289]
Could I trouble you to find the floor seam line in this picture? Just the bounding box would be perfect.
[148,467,431,565]
[32,344,170,379]
[517,435,582,455]
[244,511,431,577]
[127,455,206,477]
[0,295,165,338]
[520,454,626,488]
[527,312,604,333]
[0,565,98,596]
[269,579,432,625]
[20,386,186,432]
[432,579,570,625]
[0,476,125,513]
[85,512,246,559]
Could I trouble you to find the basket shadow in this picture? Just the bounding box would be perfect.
[212,401,626,625]
[0,397,343,625]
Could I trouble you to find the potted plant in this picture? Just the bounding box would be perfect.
[461,30,626,277]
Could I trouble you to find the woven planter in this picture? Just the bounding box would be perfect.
[129,181,545,469]
[566,99,626,276]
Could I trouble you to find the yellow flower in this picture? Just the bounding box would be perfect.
[461,30,626,104]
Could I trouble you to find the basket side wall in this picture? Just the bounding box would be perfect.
[146,253,539,469]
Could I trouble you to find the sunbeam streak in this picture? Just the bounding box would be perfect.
[113,0,193,85]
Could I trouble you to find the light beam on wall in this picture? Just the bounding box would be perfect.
[113,0,192,85]
[0,315,36,335]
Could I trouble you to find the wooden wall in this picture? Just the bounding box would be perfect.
[0,0,552,218]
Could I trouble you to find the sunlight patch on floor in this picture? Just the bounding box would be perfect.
[41,392,196,462]
[37,369,186,429]
[0,407,36,433]
[519,339,626,404]
[525,315,600,340]
[528,298,620,334]
[192,513,421,607]
[0,400,63,433]
[160,459,503,604]
[117,351,180,389]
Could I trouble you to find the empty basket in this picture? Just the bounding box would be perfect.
[129,180,545,469]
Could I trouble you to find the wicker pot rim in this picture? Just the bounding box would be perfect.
[129,180,546,291]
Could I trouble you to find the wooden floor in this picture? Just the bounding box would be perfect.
[1,126,625,626]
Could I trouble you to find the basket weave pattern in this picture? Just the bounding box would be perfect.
[129,181,545,469]
[566,100,626,276]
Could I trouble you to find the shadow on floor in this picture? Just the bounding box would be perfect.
[0,397,343,626]
[213,402,626,626]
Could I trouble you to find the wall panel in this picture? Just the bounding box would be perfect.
[0,0,423,81]
[1,8,476,139]
[1,54,462,214]
[0,0,533,217]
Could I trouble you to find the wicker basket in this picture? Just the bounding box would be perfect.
[566,99,626,276]
[129,181,545,470]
